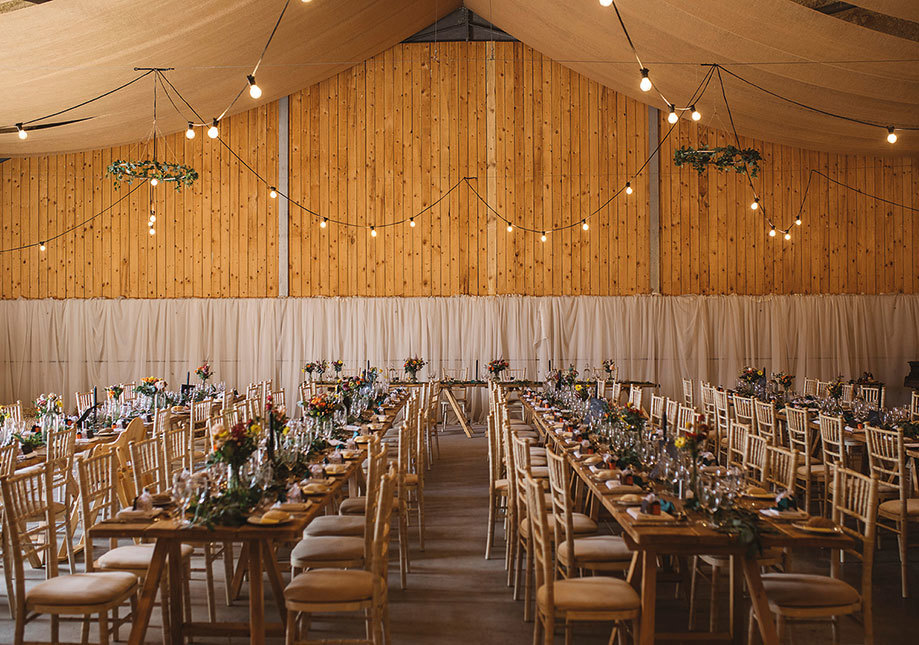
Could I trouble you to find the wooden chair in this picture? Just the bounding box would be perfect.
[865,425,917,598]
[1,400,23,424]
[858,385,884,409]
[815,380,831,399]
[700,382,716,425]
[764,445,798,493]
[785,407,825,514]
[664,398,679,429]
[484,410,508,560]
[743,433,769,485]
[752,466,878,644]
[910,391,919,421]
[753,399,778,445]
[120,383,136,404]
[1,462,139,645]
[803,377,818,397]
[713,389,731,463]
[609,381,623,405]
[677,405,695,436]
[649,394,664,428]
[819,414,848,470]
[628,385,643,411]
[0,443,19,617]
[75,390,94,416]
[682,378,694,407]
[270,389,286,409]
[727,421,749,469]
[524,474,641,645]
[283,468,396,645]
[732,394,755,433]
[129,437,166,496]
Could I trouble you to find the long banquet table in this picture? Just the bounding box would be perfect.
[518,393,854,645]
[87,391,409,645]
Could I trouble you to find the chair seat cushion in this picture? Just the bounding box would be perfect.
[494,478,509,491]
[97,543,193,571]
[521,512,597,538]
[403,473,419,486]
[339,497,367,515]
[530,447,547,455]
[537,576,640,613]
[530,457,548,467]
[557,535,632,566]
[26,572,138,607]
[291,536,364,565]
[761,573,860,608]
[701,546,783,568]
[304,515,366,537]
[531,466,550,478]
[285,568,376,604]
[797,464,826,478]
[879,498,919,517]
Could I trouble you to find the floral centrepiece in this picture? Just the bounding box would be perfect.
[209,419,261,491]
[105,384,124,401]
[302,392,339,422]
[135,376,167,398]
[33,393,63,418]
[827,376,846,401]
[601,359,616,378]
[195,362,213,383]
[331,360,344,374]
[770,372,794,392]
[487,359,509,379]
[404,357,426,382]
[737,367,766,395]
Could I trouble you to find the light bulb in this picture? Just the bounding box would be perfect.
[247,75,262,100]
[320,218,327,228]
[784,231,791,241]
[370,226,377,237]
[691,105,701,121]
[599,0,613,6]
[150,178,158,187]
[147,220,154,228]
[625,182,633,195]
[207,119,219,139]
[639,69,652,92]
[39,242,46,251]
[581,220,589,231]
[750,198,759,210]
[409,217,416,228]
[887,127,897,144]
[301,0,313,3]
[667,106,678,124]
[16,123,27,140]
[769,225,776,237]
[540,232,547,242]
[149,215,156,223]
[148,228,156,236]
[269,187,278,199]
[185,123,195,139]
[795,216,802,226]
[506,224,513,233]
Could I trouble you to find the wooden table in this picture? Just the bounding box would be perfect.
[521,396,855,645]
[87,392,409,645]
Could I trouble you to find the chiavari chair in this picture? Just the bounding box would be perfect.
[753,399,779,445]
[284,467,397,645]
[726,421,749,469]
[840,383,855,404]
[785,406,826,514]
[120,383,136,404]
[151,405,172,437]
[609,380,623,405]
[664,398,679,429]
[859,385,884,409]
[1,400,23,424]
[752,466,878,644]
[628,385,643,411]
[74,390,94,416]
[803,377,818,397]
[910,391,919,421]
[2,461,139,645]
[764,445,799,493]
[129,437,166,495]
[865,425,917,598]
[743,433,769,485]
[682,378,694,407]
[649,394,664,428]
[732,394,755,432]
[269,388,286,409]
[510,433,547,618]
[298,381,311,409]
[700,382,716,425]
[677,405,695,436]
[0,443,19,617]
[819,413,848,470]
[713,389,731,463]
[524,474,641,645]
[484,409,509,560]
[815,380,830,399]
[77,450,192,641]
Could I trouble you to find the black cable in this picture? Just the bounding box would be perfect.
[610,2,672,109]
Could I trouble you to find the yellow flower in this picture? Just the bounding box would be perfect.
[674,436,686,449]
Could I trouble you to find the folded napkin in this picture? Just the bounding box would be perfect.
[626,506,675,522]
[605,482,643,493]
[115,508,162,521]
[759,508,808,520]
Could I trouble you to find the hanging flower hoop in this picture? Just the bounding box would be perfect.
[672,145,762,177]
[107,159,199,191]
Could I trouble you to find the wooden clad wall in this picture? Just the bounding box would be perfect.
[0,41,916,298]
[0,104,279,298]
[288,41,648,296]
[658,119,919,294]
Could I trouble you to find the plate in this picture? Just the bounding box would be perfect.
[324,464,348,475]
[301,483,330,495]
[354,435,372,444]
[744,490,775,500]
[791,521,841,534]
[246,515,294,526]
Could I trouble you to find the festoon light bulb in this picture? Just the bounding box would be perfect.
[320,218,327,228]
[247,75,262,100]
[784,231,792,241]
[667,105,678,124]
[540,232,547,242]
[16,123,27,140]
[625,182,633,195]
[269,187,278,199]
[690,105,701,121]
[581,220,589,231]
[506,223,513,233]
[769,225,777,237]
[750,197,760,210]
[207,119,219,139]
[887,127,897,144]
[409,218,416,228]
[599,0,613,6]
[370,226,377,237]
[639,69,652,92]
[185,122,195,139]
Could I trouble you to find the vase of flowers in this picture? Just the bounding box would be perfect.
[34,393,63,437]
[331,360,344,375]
[135,377,167,411]
[196,362,213,384]
[486,359,509,380]
[303,392,339,435]
[209,419,261,493]
[404,357,426,382]
[737,367,765,396]
[827,376,845,402]
[673,418,710,508]
[601,359,616,379]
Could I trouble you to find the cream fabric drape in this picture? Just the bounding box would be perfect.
[2,295,917,414]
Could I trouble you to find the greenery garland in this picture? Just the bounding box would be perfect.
[673,145,763,177]
[107,160,199,191]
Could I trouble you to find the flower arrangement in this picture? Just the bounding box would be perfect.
[195,362,213,383]
[853,371,880,386]
[487,359,509,379]
[105,384,124,400]
[901,420,919,441]
[827,376,846,400]
[331,360,344,374]
[404,357,426,381]
[33,393,63,419]
[13,430,44,454]
[107,159,199,191]
[364,366,381,383]
[336,375,366,410]
[135,376,166,397]
[619,403,647,432]
[672,145,763,177]
[770,372,794,391]
[210,419,261,468]
[573,382,592,401]
[303,392,339,421]
[739,367,766,386]
[601,359,616,377]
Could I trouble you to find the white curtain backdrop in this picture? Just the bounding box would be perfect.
[2,295,917,415]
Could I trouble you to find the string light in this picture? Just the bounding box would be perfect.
[625,182,633,195]
[506,224,513,233]
[247,75,262,100]
[149,215,156,223]
[540,232,547,242]
[769,225,776,237]
[150,178,158,187]
[207,118,219,139]
[784,231,791,241]
[185,122,195,139]
[370,226,377,237]
[690,105,701,121]
[581,220,589,231]
[667,105,678,124]
[887,127,897,144]
[409,217,416,228]
[320,218,327,228]
[148,227,156,236]
[269,186,278,199]
[39,241,46,251]
[795,216,802,226]
[599,0,613,6]
[750,197,759,210]
[16,123,27,140]
[639,68,652,92]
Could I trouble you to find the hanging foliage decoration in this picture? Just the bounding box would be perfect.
[673,145,763,177]
[107,160,199,191]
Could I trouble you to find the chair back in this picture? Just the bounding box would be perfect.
[818,414,847,468]
[829,466,878,603]
[363,437,387,560]
[0,443,17,477]
[743,433,768,484]
[865,426,908,500]
[76,450,120,572]
[270,389,286,409]
[545,449,576,575]
[1,400,23,424]
[858,385,882,409]
[121,383,137,403]
[732,394,755,429]
[700,383,716,424]
[803,377,817,397]
[129,437,165,496]
[523,474,555,610]
[682,378,694,407]
[910,391,919,421]
[628,385,643,410]
[75,391,94,415]
[665,398,679,428]
[815,380,831,399]
[840,383,855,403]
[785,407,816,470]
[649,394,664,428]
[753,399,777,444]
[368,467,397,584]
[727,421,749,467]
[163,425,189,483]
[764,445,798,492]
[677,405,694,435]
[152,406,172,437]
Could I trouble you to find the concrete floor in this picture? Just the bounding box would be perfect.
[1,425,916,643]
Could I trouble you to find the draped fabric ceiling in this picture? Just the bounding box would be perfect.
[1,0,917,155]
